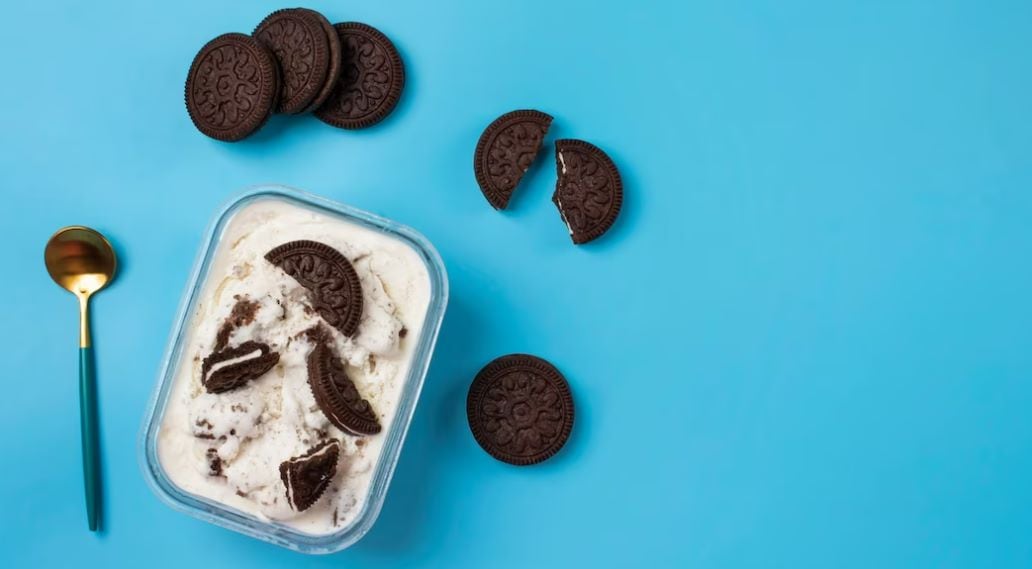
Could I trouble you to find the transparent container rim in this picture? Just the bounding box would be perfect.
[137,184,449,554]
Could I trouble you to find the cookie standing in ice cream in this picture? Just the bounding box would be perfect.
[157,198,432,535]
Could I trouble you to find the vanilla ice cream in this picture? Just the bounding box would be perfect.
[157,197,432,535]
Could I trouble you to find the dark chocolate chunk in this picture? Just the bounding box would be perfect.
[314,23,405,129]
[206,448,224,477]
[201,341,280,394]
[301,323,332,345]
[253,9,333,114]
[306,335,381,436]
[214,295,259,351]
[552,139,624,244]
[474,110,553,209]
[265,240,363,337]
[185,33,280,141]
[279,439,340,512]
[467,354,574,466]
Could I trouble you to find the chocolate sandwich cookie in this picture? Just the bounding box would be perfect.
[553,139,624,244]
[279,439,340,511]
[306,337,382,436]
[185,33,280,141]
[265,240,363,337]
[201,341,280,394]
[467,354,574,466]
[253,8,334,114]
[474,110,553,210]
[315,23,405,129]
[297,8,343,111]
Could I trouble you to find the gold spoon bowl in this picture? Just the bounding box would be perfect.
[44,227,117,346]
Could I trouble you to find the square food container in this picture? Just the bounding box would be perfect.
[139,185,448,553]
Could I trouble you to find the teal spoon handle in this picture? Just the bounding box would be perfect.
[79,345,101,531]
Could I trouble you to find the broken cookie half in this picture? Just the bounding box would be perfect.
[201,341,280,394]
[306,331,382,436]
[265,240,364,338]
[553,139,623,244]
[279,439,340,512]
[474,110,553,209]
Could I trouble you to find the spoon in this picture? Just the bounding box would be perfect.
[44,226,117,532]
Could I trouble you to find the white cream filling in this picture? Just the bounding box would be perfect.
[556,151,574,235]
[205,349,262,378]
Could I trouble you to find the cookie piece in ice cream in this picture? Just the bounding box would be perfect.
[201,341,280,394]
[279,439,340,512]
[306,336,382,436]
[265,240,364,337]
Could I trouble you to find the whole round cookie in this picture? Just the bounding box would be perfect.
[314,22,405,129]
[253,8,332,114]
[474,110,553,210]
[185,33,280,141]
[467,354,574,466]
[552,139,624,244]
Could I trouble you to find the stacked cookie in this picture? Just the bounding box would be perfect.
[474,110,624,245]
[185,8,405,141]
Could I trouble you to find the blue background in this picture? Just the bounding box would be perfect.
[2,0,1030,567]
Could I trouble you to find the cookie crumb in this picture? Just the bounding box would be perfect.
[214,296,260,351]
[205,449,224,477]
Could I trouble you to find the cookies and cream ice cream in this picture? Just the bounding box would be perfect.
[157,197,432,535]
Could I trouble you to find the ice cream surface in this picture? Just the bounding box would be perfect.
[157,197,432,535]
